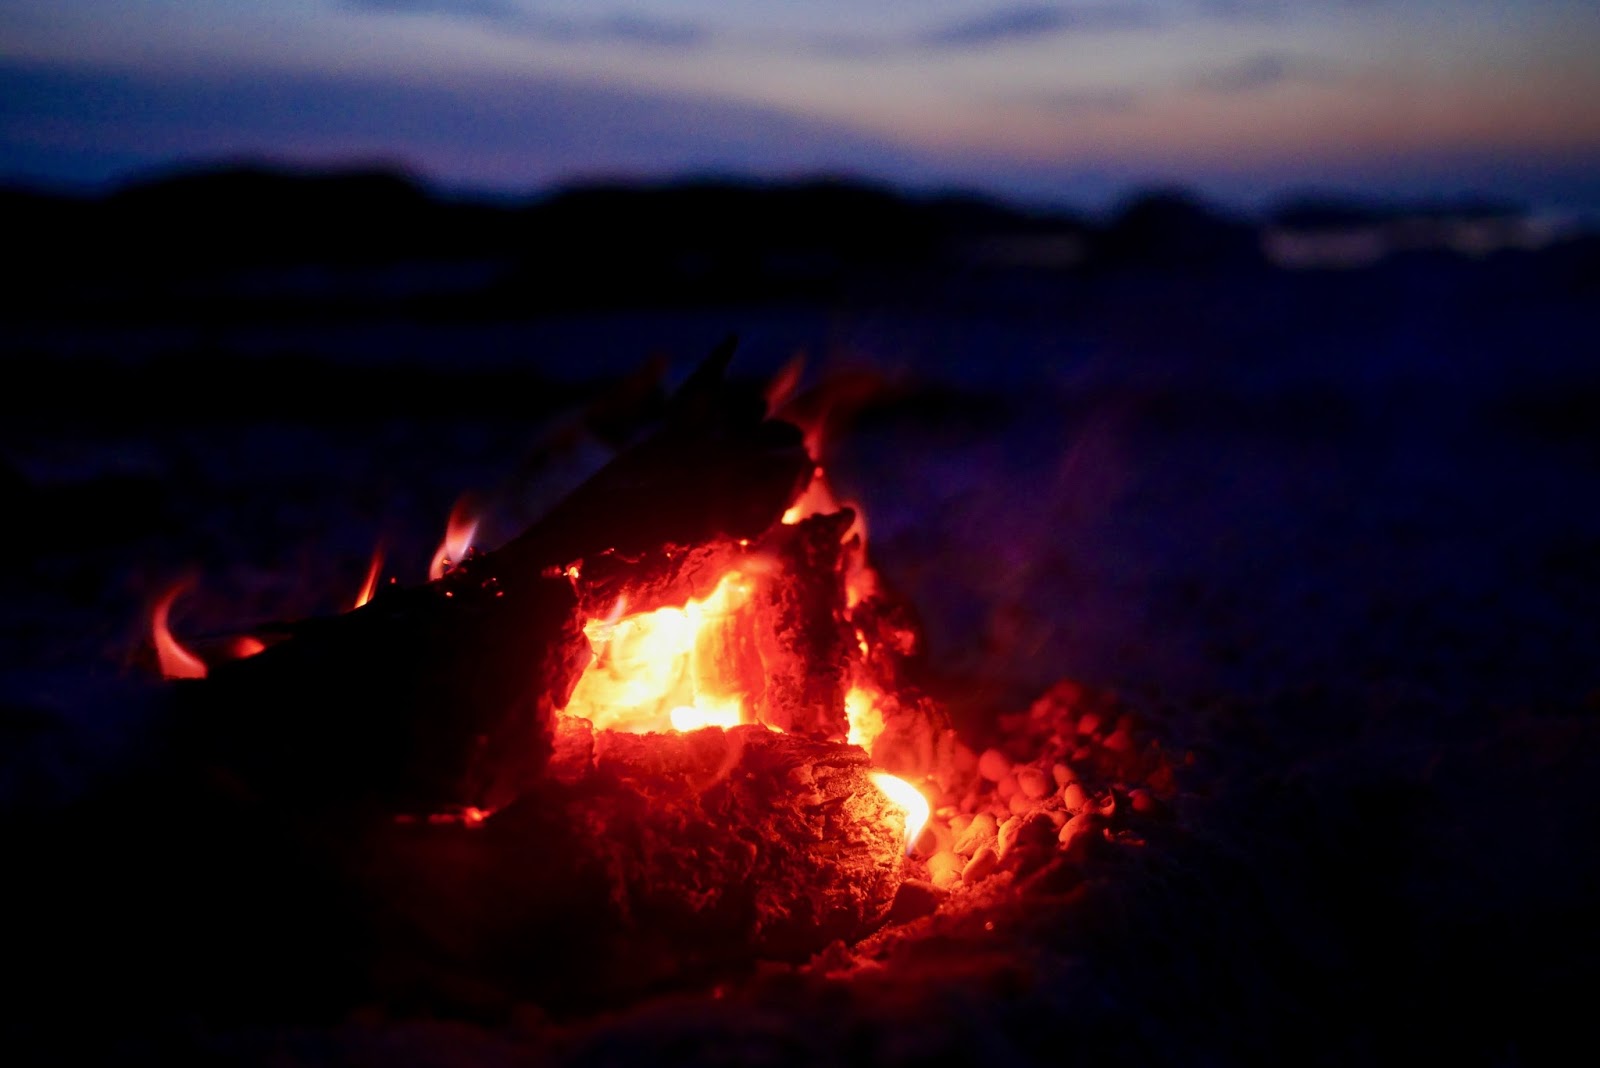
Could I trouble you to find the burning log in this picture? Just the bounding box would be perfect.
[87,336,959,1015]
[367,722,913,1011]
[10,334,992,1025]
[170,336,815,815]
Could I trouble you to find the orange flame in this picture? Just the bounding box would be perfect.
[845,686,887,753]
[870,772,929,855]
[151,582,207,680]
[429,498,478,581]
[781,467,837,525]
[355,544,384,608]
[564,571,759,733]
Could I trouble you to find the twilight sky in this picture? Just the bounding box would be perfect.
[2,0,1598,212]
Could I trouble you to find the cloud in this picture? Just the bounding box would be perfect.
[338,0,708,48]
[1028,87,1143,113]
[1193,0,1286,18]
[1195,0,1388,21]
[1192,53,1323,93]
[917,4,1156,49]
[344,0,517,17]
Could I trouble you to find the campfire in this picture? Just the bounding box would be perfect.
[141,338,1178,1015]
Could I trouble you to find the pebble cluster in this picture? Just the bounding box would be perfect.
[902,681,1182,902]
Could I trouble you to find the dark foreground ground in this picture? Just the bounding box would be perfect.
[2,184,1598,1064]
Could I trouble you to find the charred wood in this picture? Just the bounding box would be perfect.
[169,337,811,815]
[363,722,908,1013]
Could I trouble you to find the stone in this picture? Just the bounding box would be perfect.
[977,748,1011,783]
[952,811,997,857]
[1016,766,1052,800]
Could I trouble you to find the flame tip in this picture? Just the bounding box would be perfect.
[151,581,207,680]
[869,771,930,854]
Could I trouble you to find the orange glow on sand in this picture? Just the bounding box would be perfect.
[563,571,762,733]
[429,497,478,581]
[869,772,929,854]
[151,582,207,680]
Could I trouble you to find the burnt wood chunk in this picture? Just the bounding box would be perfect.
[170,337,812,814]
[367,722,908,1011]
[754,511,855,737]
[15,338,944,1022]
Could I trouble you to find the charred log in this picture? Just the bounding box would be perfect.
[177,569,590,815]
[363,722,908,1013]
[753,510,855,737]
[10,337,955,1027]
[169,336,812,815]
[496,335,812,582]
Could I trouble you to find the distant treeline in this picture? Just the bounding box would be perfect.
[0,164,1579,320]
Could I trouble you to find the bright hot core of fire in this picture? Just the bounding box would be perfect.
[564,571,758,734]
[562,466,893,756]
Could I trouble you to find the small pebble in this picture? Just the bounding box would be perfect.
[927,850,964,890]
[962,843,999,883]
[996,772,1019,801]
[952,811,997,857]
[1017,813,1059,853]
[916,822,948,855]
[1130,788,1157,814]
[1077,712,1101,736]
[887,879,946,924]
[1016,766,1051,800]
[1008,791,1036,818]
[977,748,1012,783]
[995,815,1021,859]
[1061,782,1089,813]
[1051,762,1075,787]
[1058,812,1095,851]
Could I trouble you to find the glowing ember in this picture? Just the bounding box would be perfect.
[869,772,929,854]
[429,498,478,581]
[395,805,493,827]
[151,583,207,680]
[355,544,384,608]
[564,571,759,733]
[228,635,266,659]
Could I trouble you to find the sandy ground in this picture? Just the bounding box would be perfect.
[3,249,1598,1063]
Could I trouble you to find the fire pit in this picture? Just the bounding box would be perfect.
[19,338,1180,1034]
